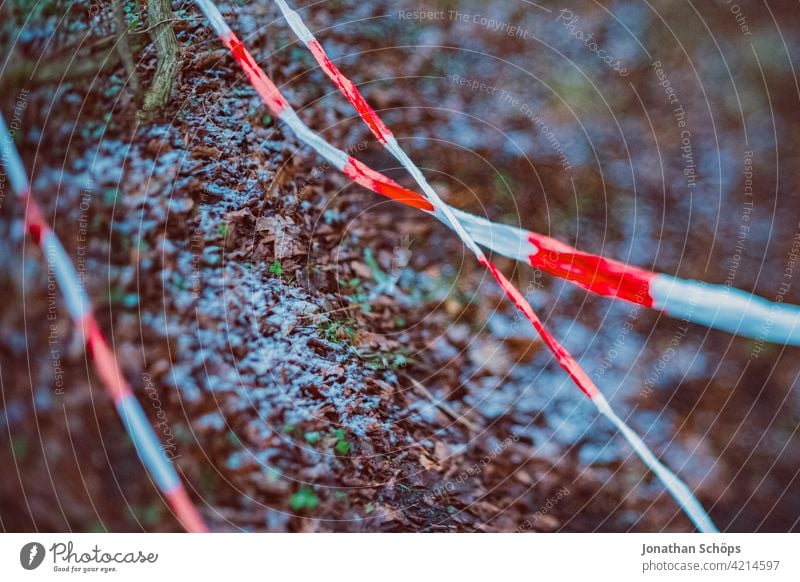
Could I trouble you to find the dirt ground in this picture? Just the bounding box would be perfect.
[1,0,798,532]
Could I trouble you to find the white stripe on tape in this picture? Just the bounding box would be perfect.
[651,274,800,346]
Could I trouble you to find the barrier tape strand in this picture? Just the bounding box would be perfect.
[0,113,207,533]
[274,0,721,533]
[194,0,718,532]
[277,0,800,348]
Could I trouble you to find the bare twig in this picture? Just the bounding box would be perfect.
[129,17,179,35]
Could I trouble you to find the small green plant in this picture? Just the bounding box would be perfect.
[217,223,230,238]
[290,487,319,511]
[123,1,141,30]
[333,428,351,455]
[318,320,357,344]
[357,349,410,371]
[269,259,283,278]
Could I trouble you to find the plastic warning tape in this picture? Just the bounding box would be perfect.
[450,211,800,346]
[0,113,207,533]
[274,0,800,348]
[195,0,718,532]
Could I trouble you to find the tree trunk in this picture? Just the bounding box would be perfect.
[142,0,179,112]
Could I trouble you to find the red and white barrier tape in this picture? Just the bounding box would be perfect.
[276,3,800,348]
[451,211,800,345]
[194,0,718,532]
[0,113,207,533]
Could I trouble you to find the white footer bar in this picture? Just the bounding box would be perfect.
[1,533,797,581]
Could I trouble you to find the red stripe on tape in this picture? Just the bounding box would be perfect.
[528,232,656,307]
[342,157,435,211]
[166,486,209,533]
[221,31,289,114]
[21,191,49,245]
[480,256,601,399]
[308,40,391,144]
[82,315,132,404]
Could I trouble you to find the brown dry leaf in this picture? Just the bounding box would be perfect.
[256,214,294,234]
[255,215,305,259]
[192,145,223,159]
[419,452,441,471]
[225,208,253,223]
[357,330,400,352]
[373,503,401,523]
[350,261,373,279]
